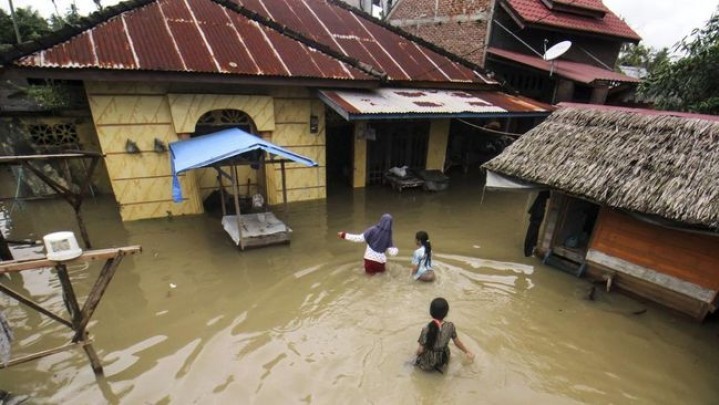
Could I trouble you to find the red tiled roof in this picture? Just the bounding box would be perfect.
[503,0,641,41]
[487,47,639,84]
[12,0,496,85]
[550,0,607,13]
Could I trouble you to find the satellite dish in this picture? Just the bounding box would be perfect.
[543,41,572,61]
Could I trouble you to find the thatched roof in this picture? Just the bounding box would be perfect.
[484,106,719,230]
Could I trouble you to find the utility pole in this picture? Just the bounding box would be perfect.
[7,0,22,43]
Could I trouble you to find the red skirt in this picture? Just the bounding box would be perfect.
[363,259,386,274]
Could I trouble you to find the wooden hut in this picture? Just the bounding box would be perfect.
[484,104,719,320]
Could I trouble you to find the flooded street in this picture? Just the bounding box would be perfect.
[2,173,719,404]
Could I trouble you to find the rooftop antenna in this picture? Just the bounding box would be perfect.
[543,40,572,76]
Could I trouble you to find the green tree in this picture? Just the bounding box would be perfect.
[617,43,652,67]
[49,4,83,30]
[0,7,51,45]
[640,7,719,114]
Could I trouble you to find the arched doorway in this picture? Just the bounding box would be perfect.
[192,109,264,216]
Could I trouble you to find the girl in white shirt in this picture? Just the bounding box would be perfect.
[338,213,398,274]
[411,230,435,282]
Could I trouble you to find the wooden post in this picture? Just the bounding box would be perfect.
[0,246,141,375]
[216,168,227,217]
[280,160,288,213]
[0,231,12,261]
[55,263,83,332]
[0,283,73,328]
[231,164,243,249]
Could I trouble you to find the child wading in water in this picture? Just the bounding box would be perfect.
[415,297,474,373]
[411,231,435,282]
[338,213,398,274]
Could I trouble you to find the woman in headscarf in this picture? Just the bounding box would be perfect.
[338,213,398,274]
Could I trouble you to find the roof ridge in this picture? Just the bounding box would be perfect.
[326,0,494,83]
[0,0,158,65]
[211,0,387,80]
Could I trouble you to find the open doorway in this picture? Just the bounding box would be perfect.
[325,110,354,192]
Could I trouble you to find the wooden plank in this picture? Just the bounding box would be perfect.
[585,265,709,320]
[587,249,716,303]
[590,209,719,289]
[0,246,142,273]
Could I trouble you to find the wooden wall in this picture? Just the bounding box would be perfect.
[587,208,719,319]
[590,209,719,291]
[85,82,325,221]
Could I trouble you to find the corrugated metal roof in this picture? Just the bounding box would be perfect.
[487,47,640,84]
[502,0,641,41]
[234,0,494,84]
[12,0,496,86]
[15,0,374,81]
[318,87,553,120]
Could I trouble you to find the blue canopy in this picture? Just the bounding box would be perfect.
[169,127,318,202]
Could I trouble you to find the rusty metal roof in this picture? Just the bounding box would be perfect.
[318,88,553,120]
[9,0,496,86]
[14,0,374,81]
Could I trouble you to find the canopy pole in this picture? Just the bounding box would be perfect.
[281,161,288,213]
[216,167,227,217]
[231,164,243,250]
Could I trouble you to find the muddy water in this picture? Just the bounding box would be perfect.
[1,174,719,404]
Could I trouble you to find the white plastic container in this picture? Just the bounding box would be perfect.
[43,231,83,261]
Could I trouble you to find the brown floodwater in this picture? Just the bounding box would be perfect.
[1,173,718,404]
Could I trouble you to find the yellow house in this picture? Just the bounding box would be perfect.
[1,0,550,221]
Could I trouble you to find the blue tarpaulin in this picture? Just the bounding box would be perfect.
[169,127,318,202]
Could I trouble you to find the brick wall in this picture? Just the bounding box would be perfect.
[391,0,491,19]
[388,0,492,66]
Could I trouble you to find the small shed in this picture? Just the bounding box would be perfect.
[170,128,318,249]
[484,104,719,320]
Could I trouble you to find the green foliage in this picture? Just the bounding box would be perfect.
[640,7,719,114]
[0,7,51,45]
[25,83,73,109]
[49,4,83,30]
[617,43,670,74]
